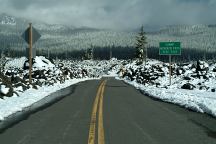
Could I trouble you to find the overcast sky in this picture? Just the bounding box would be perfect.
[0,0,216,30]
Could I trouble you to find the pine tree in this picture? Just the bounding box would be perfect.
[89,48,93,60]
[84,49,88,60]
[84,48,93,60]
[135,26,147,63]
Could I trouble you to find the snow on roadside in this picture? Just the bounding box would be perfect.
[116,59,216,118]
[120,79,216,117]
[0,78,98,121]
[0,57,121,122]
[1,56,216,121]
[0,56,106,121]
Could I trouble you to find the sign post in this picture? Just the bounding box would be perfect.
[29,23,33,84]
[159,42,181,86]
[169,55,171,86]
[21,23,41,84]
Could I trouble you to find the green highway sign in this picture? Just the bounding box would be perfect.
[159,42,181,55]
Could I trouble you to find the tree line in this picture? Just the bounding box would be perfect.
[0,25,216,62]
[1,44,216,62]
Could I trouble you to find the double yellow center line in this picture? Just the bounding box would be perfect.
[88,80,107,144]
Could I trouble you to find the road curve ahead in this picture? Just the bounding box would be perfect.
[0,78,216,144]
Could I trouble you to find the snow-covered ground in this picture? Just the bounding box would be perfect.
[0,56,120,121]
[0,78,97,121]
[0,57,216,122]
[115,59,216,117]
[121,79,216,117]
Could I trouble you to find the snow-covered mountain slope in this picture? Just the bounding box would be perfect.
[0,13,16,25]
[0,13,216,58]
[159,24,208,36]
[0,13,75,35]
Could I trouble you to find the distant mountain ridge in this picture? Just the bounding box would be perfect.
[1,13,215,36]
[0,13,216,58]
[0,13,16,25]
[0,13,77,33]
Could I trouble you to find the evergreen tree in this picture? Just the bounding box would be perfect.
[84,48,93,60]
[90,44,94,60]
[135,26,147,63]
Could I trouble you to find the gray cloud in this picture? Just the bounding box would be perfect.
[176,0,211,3]
[0,0,216,30]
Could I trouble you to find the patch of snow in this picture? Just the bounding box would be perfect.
[0,85,9,95]
[4,57,26,69]
[33,56,55,70]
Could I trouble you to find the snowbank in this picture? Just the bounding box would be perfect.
[1,57,216,123]
[0,57,121,122]
[121,79,216,117]
[117,59,216,118]
[0,78,97,121]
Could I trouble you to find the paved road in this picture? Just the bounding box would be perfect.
[0,78,216,144]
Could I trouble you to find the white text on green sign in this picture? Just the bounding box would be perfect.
[159,42,181,55]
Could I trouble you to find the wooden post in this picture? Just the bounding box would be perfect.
[169,55,172,86]
[29,23,33,84]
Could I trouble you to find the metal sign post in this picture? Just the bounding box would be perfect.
[159,42,181,86]
[169,55,171,86]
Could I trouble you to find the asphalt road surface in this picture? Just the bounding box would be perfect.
[0,77,216,144]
